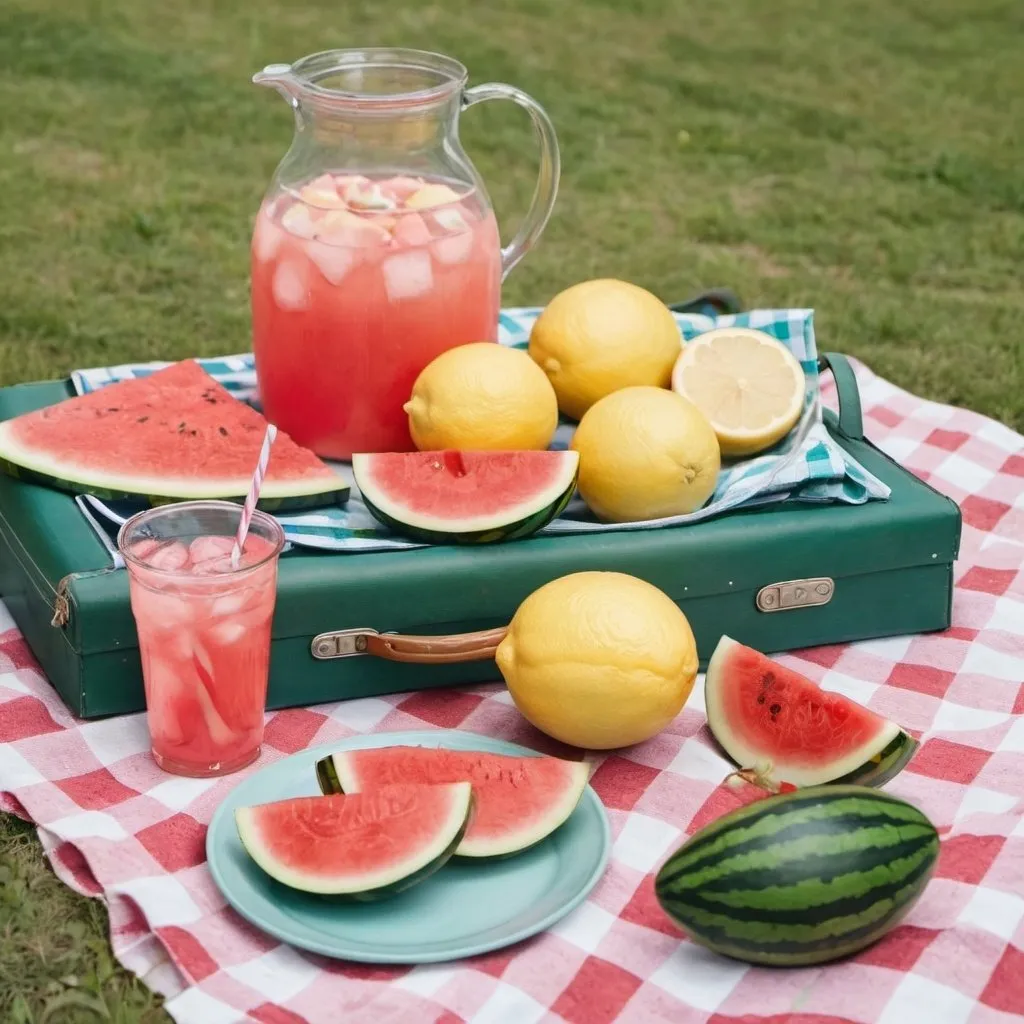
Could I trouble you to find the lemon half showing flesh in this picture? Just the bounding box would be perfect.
[671,327,806,457]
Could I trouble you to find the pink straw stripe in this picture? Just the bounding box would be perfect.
[231,423,277,567]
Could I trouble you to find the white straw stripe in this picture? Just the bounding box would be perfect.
[231,423,277,567]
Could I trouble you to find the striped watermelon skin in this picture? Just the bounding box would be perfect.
[655,785,939,966]
[833,731,920,789]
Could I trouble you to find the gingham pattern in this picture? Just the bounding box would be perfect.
[3,358,1023,1024]
[72,308,890,554]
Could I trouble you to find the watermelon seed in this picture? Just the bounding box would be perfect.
[769,703,781,715]
[756,695,766,704]
[218,427,228,437]
[137,416,149,423]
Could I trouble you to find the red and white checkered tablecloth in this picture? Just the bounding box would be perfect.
[2,359,1023,1024]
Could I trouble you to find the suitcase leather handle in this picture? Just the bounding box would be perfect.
[364,627,507,664]
[311,626,508,663]
[818,351,864,440]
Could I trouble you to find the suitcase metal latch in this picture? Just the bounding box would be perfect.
[756,577,834,613]
[311,628,382,659]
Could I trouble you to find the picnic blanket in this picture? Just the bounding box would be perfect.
[2,357,1023,1024]
[71,308,891,555]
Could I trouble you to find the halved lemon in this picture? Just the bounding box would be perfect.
[670,327,806,457]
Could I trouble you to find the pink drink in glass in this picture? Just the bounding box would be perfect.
[118,501,285,777]
[250,173,502,460]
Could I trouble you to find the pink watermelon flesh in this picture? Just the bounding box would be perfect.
[234,783,472,896]
[704,636,902,787]
[351,449,578,530]
[328,746,590,858]
[0,360,345,505]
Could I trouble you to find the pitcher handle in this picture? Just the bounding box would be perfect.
[462,83,560,281]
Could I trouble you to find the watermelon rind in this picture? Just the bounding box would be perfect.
[705,635,906,788]
[315,754,343,797]
[234,782,473,899]
[654,784,939,966]
[318,746,591,859]
[450,759,588,859]
[0,421,350,512]
[723,730,919,797]
[832,730,919,789]
[351,450,579,544]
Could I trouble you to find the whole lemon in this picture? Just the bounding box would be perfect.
[570,386,720,522]
[495,571,699,750]
[528,279,682,420]
[404,342,558,451]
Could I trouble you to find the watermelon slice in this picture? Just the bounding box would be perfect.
[234,783,473,899]
[704,636,918,788]
[0,360,348,511]
[316,745,590,858]
[351,449,578,544]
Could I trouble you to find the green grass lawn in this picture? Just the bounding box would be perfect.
[1,0,1022,1018]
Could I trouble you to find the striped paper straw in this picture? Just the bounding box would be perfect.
[231,423,277,568]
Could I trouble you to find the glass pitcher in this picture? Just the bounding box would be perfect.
[250,48,560,460]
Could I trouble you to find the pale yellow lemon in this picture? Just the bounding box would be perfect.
[404,342,558,451]
[528,279,682,420]
[495,571,699,750]
[570,386,720,522]
[671,326,806,457]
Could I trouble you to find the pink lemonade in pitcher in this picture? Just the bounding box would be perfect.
[120,504,285,778]
[251,172,502,459]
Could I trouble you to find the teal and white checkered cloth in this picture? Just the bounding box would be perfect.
[73,307,890,554]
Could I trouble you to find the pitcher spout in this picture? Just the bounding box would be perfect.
[252,63,301,102]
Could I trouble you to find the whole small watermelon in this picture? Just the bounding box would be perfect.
[655,784,939,967]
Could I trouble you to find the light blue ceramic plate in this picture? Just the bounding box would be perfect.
[206,729,611,964]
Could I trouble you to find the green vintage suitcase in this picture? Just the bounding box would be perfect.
[0,349,961,720]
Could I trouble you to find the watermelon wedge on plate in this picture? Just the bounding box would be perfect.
[351,448,579,544]
[316,744,590,858]
[234,783,473,900]
[704,636,918,789]
[0,360,349,511]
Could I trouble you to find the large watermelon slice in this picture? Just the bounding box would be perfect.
[316,745,590,858]
[234,783,473,899]
[705,636,918,788]
[351,449,579,544]
[0,360,348,511]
